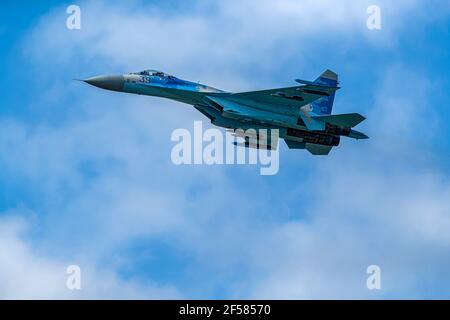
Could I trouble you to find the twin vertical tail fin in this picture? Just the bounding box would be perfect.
[311,69,338,115]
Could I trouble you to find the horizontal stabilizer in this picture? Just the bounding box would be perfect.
[305,143,333,155]
[349,129,369,140]
[312,113,366,128]
[284,139,306,149]
[284,140,333,155]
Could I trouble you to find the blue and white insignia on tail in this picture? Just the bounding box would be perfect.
[311,69,338,115]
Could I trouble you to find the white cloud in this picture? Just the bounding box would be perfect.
[242,168,450,299]
[24,0,432,88]
[0,214,180,299]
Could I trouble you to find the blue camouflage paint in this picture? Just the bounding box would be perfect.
[311,69,338,115]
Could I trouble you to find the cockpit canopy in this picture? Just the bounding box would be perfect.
[130,69,174,78]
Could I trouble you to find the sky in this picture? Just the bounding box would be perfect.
[0,0,450,299]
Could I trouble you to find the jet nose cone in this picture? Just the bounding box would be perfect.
[83,75,124,92]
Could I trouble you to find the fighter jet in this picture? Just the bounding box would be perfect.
[81,69,368,155]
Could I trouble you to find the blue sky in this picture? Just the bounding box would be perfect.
[0,0,450,299]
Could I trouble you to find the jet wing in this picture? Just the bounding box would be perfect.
[227,84,340,110]
[311,113,366,128]
[205,95,298,126]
